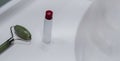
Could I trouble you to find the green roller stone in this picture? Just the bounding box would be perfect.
[14,25,31,40]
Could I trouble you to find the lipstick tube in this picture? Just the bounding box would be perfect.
[42,10,53,44]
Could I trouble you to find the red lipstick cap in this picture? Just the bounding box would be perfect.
[45,10,53,20]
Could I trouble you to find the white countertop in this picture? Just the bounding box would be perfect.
[0,0,91,61]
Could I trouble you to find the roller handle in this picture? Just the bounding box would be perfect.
[0,38,14,54]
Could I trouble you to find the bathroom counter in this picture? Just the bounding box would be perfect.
[0,0,91,61]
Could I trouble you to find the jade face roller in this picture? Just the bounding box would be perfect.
[0,25,32,54]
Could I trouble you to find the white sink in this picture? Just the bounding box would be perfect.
[0,0,91,61]
[75,0,120,61]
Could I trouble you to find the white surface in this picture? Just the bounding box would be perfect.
[0,0,91,61]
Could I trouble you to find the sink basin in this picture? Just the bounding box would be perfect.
[0,0,91,61]
[75,0,120,61]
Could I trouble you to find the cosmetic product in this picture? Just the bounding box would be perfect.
[42,10,53,44]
